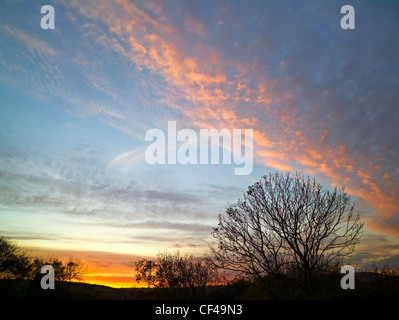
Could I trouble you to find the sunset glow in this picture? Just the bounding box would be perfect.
[1,0,399,287]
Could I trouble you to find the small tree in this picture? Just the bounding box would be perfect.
[211,171,363,294]
[134,251,218,298]
[31,256,86,282]
[64,257,85,282]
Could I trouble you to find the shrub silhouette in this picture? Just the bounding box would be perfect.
[134,250,218,299]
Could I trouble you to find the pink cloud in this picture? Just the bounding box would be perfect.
[69,0,399,238]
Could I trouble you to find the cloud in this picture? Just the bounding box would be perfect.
[0,230,57,242]
[108,220,212,233]
[1,24,56,57]
[58,0,399,238]
[366,214,399,238]
[1,0,398,260]
[0,130,218,250]
[143,190,201,204]
[108,148,146,169]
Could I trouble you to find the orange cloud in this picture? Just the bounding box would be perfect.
[73,0,399,239]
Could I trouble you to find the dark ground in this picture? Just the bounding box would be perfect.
[1,271,399,300]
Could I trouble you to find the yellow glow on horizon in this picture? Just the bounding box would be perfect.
[81,274,145,288]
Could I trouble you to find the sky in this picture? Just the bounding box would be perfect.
[1,0,399,287]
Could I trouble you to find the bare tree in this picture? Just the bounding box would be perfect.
[211,171,363,294]
[31,256,86,282]
[64,257,85,282]
[134,250,218,298]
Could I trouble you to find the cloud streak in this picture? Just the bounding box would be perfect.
[62,0,399,236]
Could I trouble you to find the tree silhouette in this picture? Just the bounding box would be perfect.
[31,256,86,282]
[211,171,364,294]
[0,236,31,280]
[134,250,218,299]
[0,236,86,284]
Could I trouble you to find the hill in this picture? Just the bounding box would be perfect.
[0,279,156,300]
[1,270,399,300]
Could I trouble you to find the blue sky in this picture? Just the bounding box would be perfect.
[1,0,399,286]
